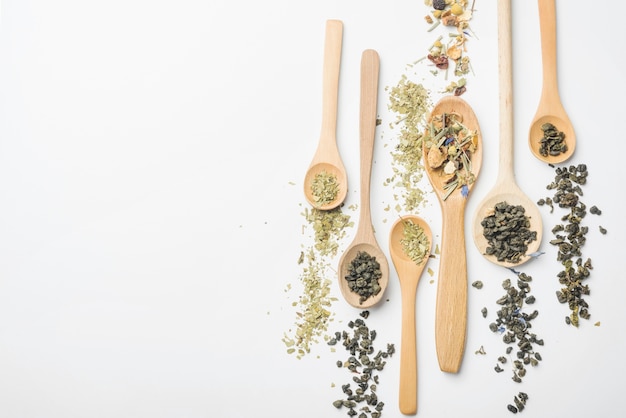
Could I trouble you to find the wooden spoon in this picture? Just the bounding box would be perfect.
[389,215,432,415]
[423,95,483,373]
[528,0,575,164]
[337,50,388,309]
[472,0,543,267]
[303,19,348,210]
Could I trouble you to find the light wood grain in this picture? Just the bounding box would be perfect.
[472,0,543,267]
[337,50,389,309]
[528,0,575,163]
[423,96,483,374]
[304,19,348,210]
[389,215,432,415]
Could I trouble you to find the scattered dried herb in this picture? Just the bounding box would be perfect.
[329,311,395,418]
[488,272,542,415]
[283,249,338,358]
[424,111,478,199]
[399,219,430,265]
[311,170,340,207]
[507,392,529,414]
[344,251,383,305]
[284,206,353,358]
[423,0,476,93]
[537,164,601,327]
[304,206,353,257]
[384,76,431,212]
[480,202,538,263]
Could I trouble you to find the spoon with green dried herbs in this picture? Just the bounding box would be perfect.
[304,19,348,210]
[338,49,389,309]
[389,215,432,415]
[422,95,482,373]
[472,0,543,267]
[528,0,575,163]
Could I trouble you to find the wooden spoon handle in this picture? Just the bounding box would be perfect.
[399,281,418,414]
[320,20,343,143]
[435,202,467,373]
[356,49,379,238]
[538,0,559,98]
[497,0,515,185]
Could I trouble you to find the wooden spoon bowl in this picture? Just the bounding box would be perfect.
[338,242,389,309]
[528,0,575,164]
[472,186,543,268]
[303,161,348,210]
[389,215,432,415]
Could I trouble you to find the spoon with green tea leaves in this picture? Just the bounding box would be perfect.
[528,0,575,164]
[422,95,482,373]
[389,215,432,415]
[303,19,348,210]
[337,49,389,309]
[473,0,543,267]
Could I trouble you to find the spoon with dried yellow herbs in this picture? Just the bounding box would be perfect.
[304,19,348,210]
[338,49,389,309]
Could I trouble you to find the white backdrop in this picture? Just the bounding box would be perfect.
[1,1,624,417]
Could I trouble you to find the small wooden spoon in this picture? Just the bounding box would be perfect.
[528,0,575,163]
[472,0,543,267]
[304,20,348,210]
[337,50,388,309]
[389,215,432,415]
[423,95,482,373]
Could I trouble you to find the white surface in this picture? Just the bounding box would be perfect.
[0,1,624,417]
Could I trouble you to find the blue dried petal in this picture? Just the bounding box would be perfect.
[444,137,454,145]
[497,326,505,334]
[461,184,469,198]
[528,251,545,259]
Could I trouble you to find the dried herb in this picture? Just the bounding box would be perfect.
[344,251,383,305]
[304,206,353,257]
[283,249,338,358]
[399,219,430,265]
[284,206,353,358]
[480,202,537,263]
[507,392,529,414]
[423,0,476,92]
[488,272,542,415]
[329,311,395,418]
[424,111,478,200]
[311,170,340,207]
[538,122,567,157]
[384,76,431,212]
[537,164,601,327]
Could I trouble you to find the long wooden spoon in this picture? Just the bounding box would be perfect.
[389,215,432,415]
[423,96,482,373]
[528,0,575,164]
[303,20,348,210]
[472,0,543,267]
[337,50,388,309]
